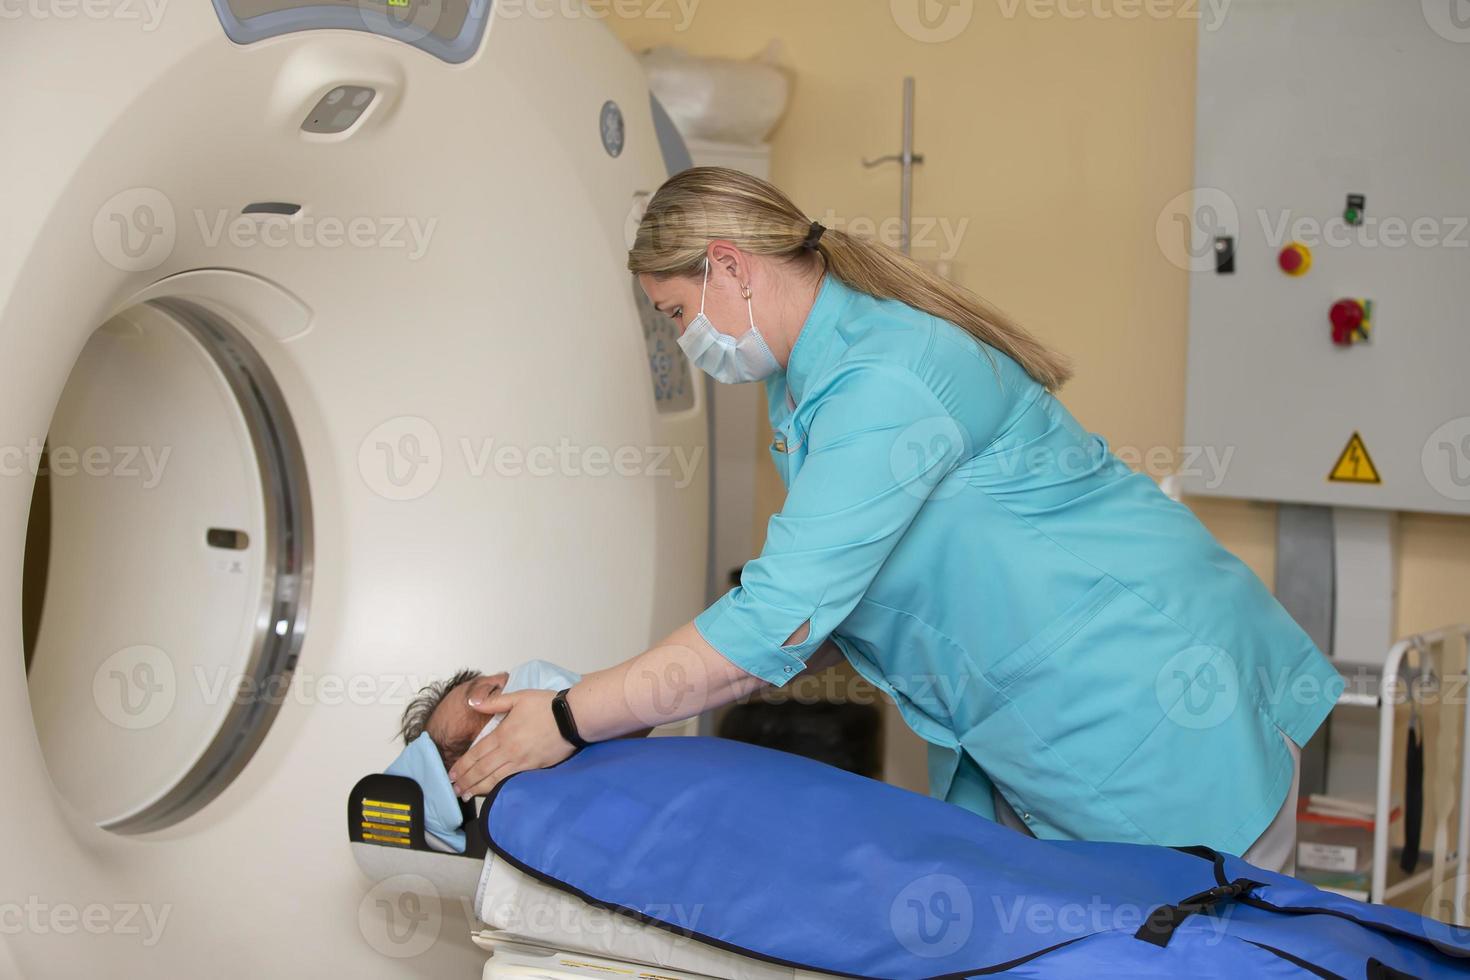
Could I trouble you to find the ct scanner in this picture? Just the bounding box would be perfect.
[2,3,710,976]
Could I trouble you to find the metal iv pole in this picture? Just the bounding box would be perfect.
[862,77,925,255]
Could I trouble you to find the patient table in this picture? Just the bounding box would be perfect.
[350,738,1470,978]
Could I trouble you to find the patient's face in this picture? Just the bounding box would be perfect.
[428,671,508,768]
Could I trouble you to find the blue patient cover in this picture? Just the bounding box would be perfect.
[483,737,1470,978]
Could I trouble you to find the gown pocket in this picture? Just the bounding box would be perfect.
[984,577,1124,692]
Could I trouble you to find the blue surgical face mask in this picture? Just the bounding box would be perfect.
[676,259,781,385]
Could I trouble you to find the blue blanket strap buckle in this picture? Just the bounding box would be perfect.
[1134,878,1264,948]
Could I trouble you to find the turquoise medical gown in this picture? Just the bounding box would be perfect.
[694,275,1343,855]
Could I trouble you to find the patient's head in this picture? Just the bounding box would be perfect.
[399,669,509,770]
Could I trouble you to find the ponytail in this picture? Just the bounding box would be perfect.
[628,167,1072,391]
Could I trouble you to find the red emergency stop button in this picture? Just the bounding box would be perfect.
[1330,299,1371,346]
[1279,242,1312,276]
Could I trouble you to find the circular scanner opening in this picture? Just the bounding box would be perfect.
[23,298,311,834]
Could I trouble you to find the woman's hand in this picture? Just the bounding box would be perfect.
[445,621,792,798]
[447,688,572,800]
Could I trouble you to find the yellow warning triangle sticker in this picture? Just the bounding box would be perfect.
[1328,432,1382,484]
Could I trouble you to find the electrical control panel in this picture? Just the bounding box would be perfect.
[1180,0,1470,515]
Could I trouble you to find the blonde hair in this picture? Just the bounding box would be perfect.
[627,167,1071,391]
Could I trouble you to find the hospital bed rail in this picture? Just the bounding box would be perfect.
[1332,624,1470,917]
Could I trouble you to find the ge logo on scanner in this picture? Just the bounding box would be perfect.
[359,416,444,501]
[600,101,626,158]
[890,873,973,958]
[1155,645,1240,731]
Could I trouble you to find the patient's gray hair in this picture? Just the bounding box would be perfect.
[399,668,481,748]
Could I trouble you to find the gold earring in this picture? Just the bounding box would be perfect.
[741,286,752,300]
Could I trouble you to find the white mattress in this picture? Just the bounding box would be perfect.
[474,853,836,980]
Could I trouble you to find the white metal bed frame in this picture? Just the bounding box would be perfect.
[1332,624,1470,917]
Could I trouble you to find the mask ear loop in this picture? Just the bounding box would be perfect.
[703,256,758,331]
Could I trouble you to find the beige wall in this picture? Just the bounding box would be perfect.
[607,1,1470,786]
[612,0,1201,524]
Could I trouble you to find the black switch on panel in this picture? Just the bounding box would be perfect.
[1345,194,1366,226]
[1214,236,1235,274]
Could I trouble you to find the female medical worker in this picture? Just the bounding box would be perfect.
[449,168,1343,871]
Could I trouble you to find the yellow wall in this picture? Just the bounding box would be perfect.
[606,0,1470,785]
[612,0,1202,524]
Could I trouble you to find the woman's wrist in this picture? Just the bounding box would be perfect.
[562,621,775,743]
[551,687,589,748]
[563,680,622,744]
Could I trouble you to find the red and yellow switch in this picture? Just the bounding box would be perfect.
[1330,298,1373,346]
[1278,242,1313,276]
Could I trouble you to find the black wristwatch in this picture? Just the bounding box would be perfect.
[551,688,589,749]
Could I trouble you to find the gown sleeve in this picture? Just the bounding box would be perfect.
[694,363,967,686]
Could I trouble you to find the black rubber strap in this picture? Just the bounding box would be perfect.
[1401,725,1424,875]
[1366,958,1419,980]
[1134,878,1263,948]
[552,688,589,749]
